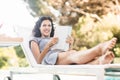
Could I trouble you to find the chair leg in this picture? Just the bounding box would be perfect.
[4,76,12,80]
[53,75,61,80]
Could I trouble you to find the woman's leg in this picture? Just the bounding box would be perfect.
[56,38,117,65]
[82,51,115,65]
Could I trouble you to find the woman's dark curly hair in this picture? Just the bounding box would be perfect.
[32,16,54,37]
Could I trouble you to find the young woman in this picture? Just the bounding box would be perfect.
[29,16,117,65]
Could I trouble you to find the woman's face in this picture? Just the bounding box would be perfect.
[40,20,52,37]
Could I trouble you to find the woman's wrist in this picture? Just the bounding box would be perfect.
[47,43,53,48]
[69,43,72,50]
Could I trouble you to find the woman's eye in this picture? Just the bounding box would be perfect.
[42,24,51,27]
[48,25,51,27]
[43,24,46,27]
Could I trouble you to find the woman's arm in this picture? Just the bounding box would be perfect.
[30,41,51,64]
[30,37,58,64]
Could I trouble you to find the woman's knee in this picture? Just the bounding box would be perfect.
[56,51,77,64]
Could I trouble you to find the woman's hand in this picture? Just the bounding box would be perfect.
[47,37,58,47]
[66,35,74,45]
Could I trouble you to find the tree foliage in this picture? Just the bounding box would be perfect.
[0,46,28,69]
[25,0,120,25]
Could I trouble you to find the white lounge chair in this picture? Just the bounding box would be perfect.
[1,36,120,80]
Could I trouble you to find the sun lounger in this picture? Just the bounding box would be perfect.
[1,36,120,80]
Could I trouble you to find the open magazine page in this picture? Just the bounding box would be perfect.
[51,26,72,51]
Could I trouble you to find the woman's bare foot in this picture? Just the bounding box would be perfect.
[99,37,117,56]
[99,51,115,64]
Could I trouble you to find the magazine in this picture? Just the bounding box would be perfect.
[51,26,72,51]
